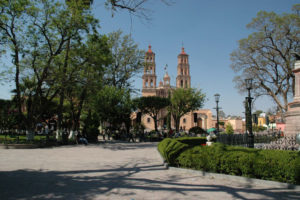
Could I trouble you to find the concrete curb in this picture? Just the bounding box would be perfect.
[156,149,300,190]
[0,144,39,149]
[168,167,300,190]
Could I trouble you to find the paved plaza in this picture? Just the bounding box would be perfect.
[0,142,299,200]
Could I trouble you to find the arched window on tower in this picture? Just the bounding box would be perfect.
[145,79,148,87]
[150,79,153,87]
[181,69,183,75]
[181,80,183,88]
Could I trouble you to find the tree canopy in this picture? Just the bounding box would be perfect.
[0,0,148,134]
[134,96,170,131]
[169,88,206,132]
[231,4,300,113]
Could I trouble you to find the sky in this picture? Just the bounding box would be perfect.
[0,0,298,116]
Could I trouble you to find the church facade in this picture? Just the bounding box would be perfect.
[139,45,213,131]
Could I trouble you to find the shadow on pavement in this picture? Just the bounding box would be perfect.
[1,163,299,200]
[99,141,158,151]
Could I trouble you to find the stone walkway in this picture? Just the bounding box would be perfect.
[0,141,299,200]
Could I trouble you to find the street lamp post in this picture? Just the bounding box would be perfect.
[214,94,220,134]
[245,79,254,148]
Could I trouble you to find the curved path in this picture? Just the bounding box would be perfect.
[0,142,299,200]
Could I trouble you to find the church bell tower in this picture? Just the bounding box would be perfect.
[142,45,157,96]
[176,47,191,88]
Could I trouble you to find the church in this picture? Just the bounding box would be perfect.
[138,45,213,132]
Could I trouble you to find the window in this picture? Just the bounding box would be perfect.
[150,79,153,87]
[181,69,183,75]
[181,80,183,87]
[147,118,151,123]
[183,118,186,123]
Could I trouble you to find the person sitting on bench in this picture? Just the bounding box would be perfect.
[76,132,88,145]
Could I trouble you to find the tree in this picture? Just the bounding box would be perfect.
[57,0,100,134]
[253,110,263,116]
[0,0,32,124]
[134,96,170,132]
[169,88,206,132]
[63,33,111,131]
[225,123,234,134]
[93,86,133,132]
[18,0,99,133]
[106,30,144,89]
[0,0,172,137]
[230,5,300,113]
[105,0,172,20]
[0,99,18,134]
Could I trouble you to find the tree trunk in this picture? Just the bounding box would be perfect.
[74,88,87,131]
[173,115,180,133]
[153,116,158,132]
[14,47,23,129]
[57,38,70,135]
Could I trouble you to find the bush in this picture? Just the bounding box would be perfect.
[225,123,234,134]
[253,125,267,132]
[158,138,300,184]
[82,113,99,143]
[189,126,207,135]
[175,137,207,146]
[158,138,189,165]
[177,143,300,184]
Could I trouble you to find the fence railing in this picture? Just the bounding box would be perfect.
[216,131,280,146]
[216,132,299,150]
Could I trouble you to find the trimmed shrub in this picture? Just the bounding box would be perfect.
[158,138,300,184]
[158,138,188,165]
[175,137,207,146]
[189,126,207,135]
[176,143,300,184]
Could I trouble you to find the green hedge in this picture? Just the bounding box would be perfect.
[175,137,207,146]
[158,137,207,165]
[158,138,188,165]
[158,138,300,184]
